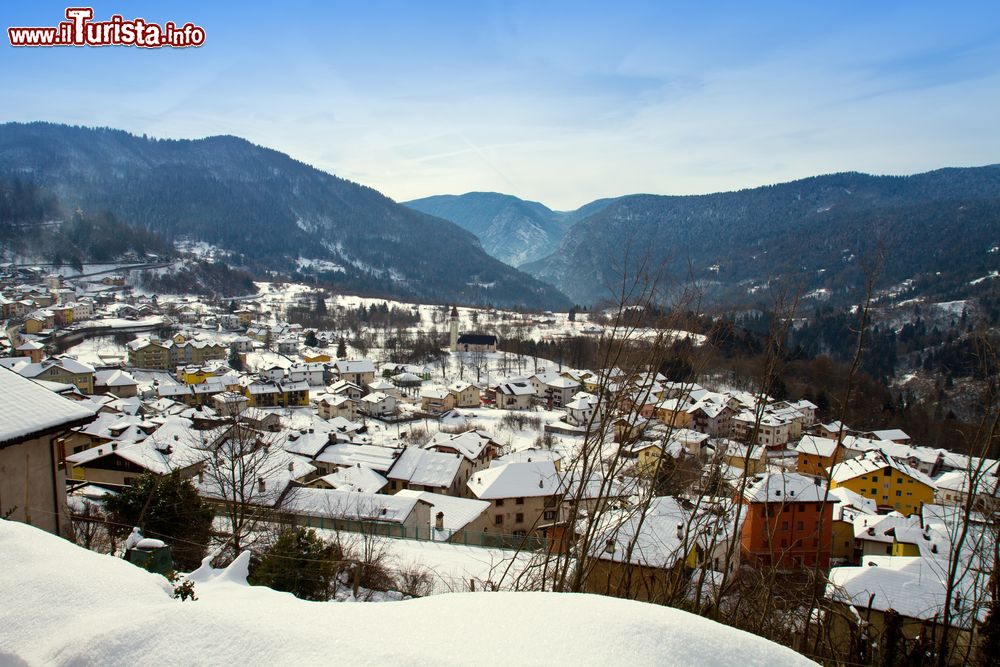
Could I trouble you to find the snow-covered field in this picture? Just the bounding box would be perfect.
[0,520,816,666]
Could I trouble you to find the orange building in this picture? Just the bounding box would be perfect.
[739,472,834,569]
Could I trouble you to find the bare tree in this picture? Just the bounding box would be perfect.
[196,410,294,560]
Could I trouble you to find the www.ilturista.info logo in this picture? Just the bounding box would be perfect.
[8,7,205,48]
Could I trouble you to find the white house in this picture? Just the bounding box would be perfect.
[288,362,326,386]
[358,391,397,418]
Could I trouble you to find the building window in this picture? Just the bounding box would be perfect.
[496,499,504,507]
[543,511,555,521]
[516,497,524,505]
[516,513,524,523]
[495,515,503,525]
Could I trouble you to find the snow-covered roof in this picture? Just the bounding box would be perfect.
[282,428,333,458]
[315,443,400,472]
[934,470,1000,497]
[420,386,450,400]
[357,391,391,406]
[94,369,138,387]
[395,489,490,540]
[867,428,910,442]
[852,512,919,543]
[829,449,936,488]
[282,487,421,524]
[827,486,877,521]
[794,435,838,458]
[827,556,987,627]
[0,367,96,446]
[387,447,462,488]
[742,472,830,504]
[317,465,388,494]
[14,356,96,378]
[67,416,208,475]
[425,429,495,461]
[334,359,376,374]
[468,461,560,499]
[495,381,534,396]
[565,392,598,411]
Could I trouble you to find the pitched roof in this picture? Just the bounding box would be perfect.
[425,429,495,460]
[387,447,462,488]
[318,465,388,494]
[0,367,96,446]
[395,490,490,540]
[794,435,839,458]
[282,487,422,524]
[742,472,830,503]
[467,460,560,499]
[829,449,936,488]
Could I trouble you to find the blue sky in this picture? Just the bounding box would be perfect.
[3,1,1000,209]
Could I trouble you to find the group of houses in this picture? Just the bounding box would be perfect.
[1,272,996,660]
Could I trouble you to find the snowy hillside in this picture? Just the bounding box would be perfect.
[0,520,815,666]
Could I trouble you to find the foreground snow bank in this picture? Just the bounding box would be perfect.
[0,521,815,666]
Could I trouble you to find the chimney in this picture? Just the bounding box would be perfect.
[258,477,265,492]
[198,470,204,484]
[287,462,294,472]
[605,539,615,554]
[435,512,444,531]
[676,523,683,540]
[538,479,544,489]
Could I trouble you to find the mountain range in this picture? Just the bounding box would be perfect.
[2,122,997,311]
[403,192,612,266]
[414,170,1000,307]
[0,122,570,309]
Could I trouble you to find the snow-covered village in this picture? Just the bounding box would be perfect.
[2,257,998,666]
[4,3,1000,666]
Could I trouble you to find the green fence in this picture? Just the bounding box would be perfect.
[291,514,550,551]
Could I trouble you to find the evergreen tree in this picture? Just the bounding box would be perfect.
[337,338,347,359]
[304,330,318,348]
[228,348,244,372]
[249,528,339,601]
[104,472,213,571]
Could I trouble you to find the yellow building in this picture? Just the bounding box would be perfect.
[245,380,310,408]
[127,338,173,369]
[829,449,936,516]
[629,441,679,477]
[179,364,229,385]
[16,357,96,394]
[22,316,46,334]
[654,399,693,429]
[234,309,254,326]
